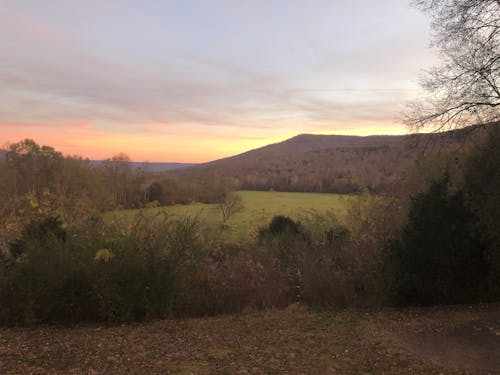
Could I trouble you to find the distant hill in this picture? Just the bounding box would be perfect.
[0,149,194,172]
[176,124,495,194]
[90,160,195,172]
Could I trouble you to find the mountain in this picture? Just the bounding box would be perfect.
[176,124,495,194]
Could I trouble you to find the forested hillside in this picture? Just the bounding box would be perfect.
[175,125,492,193]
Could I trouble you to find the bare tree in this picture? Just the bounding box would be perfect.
[219,192,244,227]
[405,0,500,132]
[103,153,133,207]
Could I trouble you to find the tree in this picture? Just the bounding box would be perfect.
[9,216,67,259]
[218,192,244,227]
[463,125,500,296]
[390,177,488,305]
[103,153,133,207]
[146,181,164,204]
[405,0,499,131]
[5,139,63,196]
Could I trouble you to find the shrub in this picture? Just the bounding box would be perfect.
[9,216,67,259]
[0,213,205,324]
[0,222,96,324]
[390,177,489,305]
[91,212,202,320]
[184,242,291,316]
[259,215,304,238]
[258,215,309,266]
[257,216,310,301]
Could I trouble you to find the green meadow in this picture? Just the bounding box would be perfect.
[108,190,354,240]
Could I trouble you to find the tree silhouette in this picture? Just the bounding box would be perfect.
[405,0,499,131]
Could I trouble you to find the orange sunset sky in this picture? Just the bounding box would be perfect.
[0,0,435,163]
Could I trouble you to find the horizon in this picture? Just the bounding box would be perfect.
[1,0,435,162]
[1,128,413,164]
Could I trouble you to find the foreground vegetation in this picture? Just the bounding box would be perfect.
[0,304,498,374]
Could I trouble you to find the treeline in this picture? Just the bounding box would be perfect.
[144,175,237,205]
[0,127,499,324]
[0,139,235,249]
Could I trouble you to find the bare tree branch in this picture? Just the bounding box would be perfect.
[406,0,500,132]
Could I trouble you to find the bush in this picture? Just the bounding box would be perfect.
[259,215,304,238]
[1,220,96,324]
[184,242,291,315]
[89,212,203,321]
[0,213,204,324]
[258,215,309,266]
[390,177,489,305]
[9,216,67,259]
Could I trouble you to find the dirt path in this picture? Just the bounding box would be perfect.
[0,305,497,374]
[372,305,500,374]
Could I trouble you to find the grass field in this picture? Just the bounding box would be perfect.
[108,191,355,240]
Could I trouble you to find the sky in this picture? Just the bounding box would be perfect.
[0,0,436,162]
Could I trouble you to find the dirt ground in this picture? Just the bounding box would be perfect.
[372,304,500,374]
[0,304,498,374]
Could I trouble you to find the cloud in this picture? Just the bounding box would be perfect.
[0,0,433,160]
